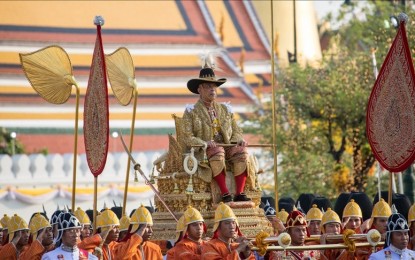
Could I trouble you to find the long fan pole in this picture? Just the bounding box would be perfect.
[71,84,80,211]
[122,88,138,214]
[270,0,279,211]
[93,177,98,233]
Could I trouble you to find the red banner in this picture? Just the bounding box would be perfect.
[367,21,415,172]
[83,22,109,177]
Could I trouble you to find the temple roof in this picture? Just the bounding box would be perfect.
[0,0,275,152]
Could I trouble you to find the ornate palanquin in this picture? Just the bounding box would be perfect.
[150,114,273,239]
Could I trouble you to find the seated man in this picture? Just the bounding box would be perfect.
[0,214,30,260]
[41,212,97,259]
[174,206,206,259]
[342,199,363,232]
[269,210,320,259]
[306,204,323,236]
[183,62,251,202]
[201,202,254,259]
[369,208,415,259]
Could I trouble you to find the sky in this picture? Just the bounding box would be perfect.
[313,0,344,21]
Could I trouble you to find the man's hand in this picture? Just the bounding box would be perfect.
[237,140,248,147]
[207,140,216,148]
[11,230,21,246]
[37,228,46,242]
[235,237,253,258]
[135,224,148,237]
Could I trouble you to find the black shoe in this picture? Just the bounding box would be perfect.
[234,193,251,202]
[222,193,233,203]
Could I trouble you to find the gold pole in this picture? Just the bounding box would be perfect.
[388,172,393,205]
[93,177,98,233]
[252,242,384,251]
[71,84,80,211]
[270,0,279,211]
[122,88,138,215]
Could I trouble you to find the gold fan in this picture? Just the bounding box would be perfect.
[20,45,77,104]
[105,47,139,214]
[105,47,136,106]
[19,45,80,211]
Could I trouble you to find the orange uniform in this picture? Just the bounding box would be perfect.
[173,238,205,259]
[115,239,162,260]
[201,238,255,260]
[0,242,27,259]
[79,233,143,260]
[19,239,54,260]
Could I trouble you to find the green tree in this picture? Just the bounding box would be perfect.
[254,1,415,199]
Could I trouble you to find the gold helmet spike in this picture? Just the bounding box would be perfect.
[306,204,323,221]
[8,214,29,242]
[213,202,238,233]
[343,199,363,218]
[277,209,289,224]
[74,207,91,226]
[321,208,341,233]
[29,213,51,240]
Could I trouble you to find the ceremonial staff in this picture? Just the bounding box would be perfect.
[105,47,138,216]
[84,16,110,232]
[119,132,178,222]
[366,13,415,207]
[270,0,279,211]
[20,46,81,211]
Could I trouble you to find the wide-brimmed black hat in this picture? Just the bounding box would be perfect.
[187,67,226,94]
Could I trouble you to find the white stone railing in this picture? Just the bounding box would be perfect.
[0,151,164,188]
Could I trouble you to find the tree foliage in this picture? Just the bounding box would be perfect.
[254,1,415,199]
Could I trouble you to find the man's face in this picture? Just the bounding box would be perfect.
[218,220,237,240]
[41,227,54,246]
[198,83,217,103]
[288,226,307,246]
[17,230,30,247]
[106,226,120,243]
[324,223,341,235]
[308,220,321,235]
[373,217,388,234]
[80,224,91,239]
[142,225,153,242]
[62,228,80,247]
[344,217,361,230]
[187,221,204,241]
[390,230,409,250]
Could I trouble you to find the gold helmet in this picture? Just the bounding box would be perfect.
[130,205,153,232]
[321,208,341,233]
[74,207,91,226]
[213,202,238,233]
[97,208,120,232]
[1,214,10,230]
[409,204,415,227]
[306,204,323,221]
[277,209,289,224]
[119,214,130,232]
[175,215,185,242]
[342,199,363,219]
[183,206,204,226]
[369,198,392,228]
[29,213,51,240]
[8,214,29,242]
